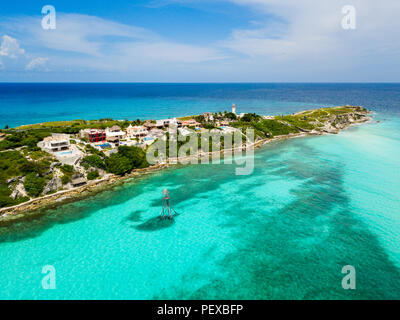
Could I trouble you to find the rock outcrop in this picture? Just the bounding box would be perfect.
[10,182,28,199]
[45,162,61,175]
[43,176,62,195]
[319,108,370,134]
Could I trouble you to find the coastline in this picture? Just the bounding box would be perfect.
[0,113,371,223]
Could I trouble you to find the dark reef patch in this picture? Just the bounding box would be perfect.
[133,216,175,231]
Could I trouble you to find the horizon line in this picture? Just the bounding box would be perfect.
[0,81,400,84]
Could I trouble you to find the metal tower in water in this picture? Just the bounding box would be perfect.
[160,189,178,220]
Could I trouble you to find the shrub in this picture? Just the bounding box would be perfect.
[87,170,99,180]
[82,155,105,169]
[118,146,149,169]
[0,130,51,151]
[0,151,32,182]
[225,112,237,120]
[23,173,45,197]
[105,154,132,176]
[241,113,261,122]
[60,164,74,174]
[0,183,29,207]
[258,119,299,136]
[61,175,71,185]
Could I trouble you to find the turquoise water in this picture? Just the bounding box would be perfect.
[0,83,400,299]
[1,117,400,299]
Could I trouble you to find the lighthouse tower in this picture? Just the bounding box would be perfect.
[232,104,236,114]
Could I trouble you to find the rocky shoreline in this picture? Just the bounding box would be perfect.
[0,107,371,223]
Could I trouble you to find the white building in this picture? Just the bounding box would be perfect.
[162,118,182,128]
[43,134,70,152]
[105,125,126,140]
[126,125,148,138]
[203,112,214,122]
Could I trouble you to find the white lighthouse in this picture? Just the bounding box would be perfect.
[232,104,236,114]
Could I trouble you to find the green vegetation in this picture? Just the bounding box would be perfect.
[0,150,53,183]
[82,155,105,169]
[84,144,105,158]
[224,112,237,120]
[24,173,46,197]
[241,113,262,123]
[230,106,367,139]
[194,115,205,123]
[278,115,316,131]
[60,164,74,185]
[260,119,299,136]
[0,130,51,151]
[202,123,216,130]
[105,146,149,176]
[118,146,149,168]
[15,118,141,132]
[0,183,29,208]
[0,150,56,207]
[61,175,71,185]
[0,151,29,183]
[105,154,132,175]
[231,118,299,139]
[60,164,73,174]
[178,115,198,121]
[131,119,144,126]
[87,170,99,180]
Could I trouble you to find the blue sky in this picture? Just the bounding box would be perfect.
[0,0,399,82]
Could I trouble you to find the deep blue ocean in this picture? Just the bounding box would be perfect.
[1,83,400,128]
[0,83,399,299]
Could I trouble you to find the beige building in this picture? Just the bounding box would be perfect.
[126,125,148,138]
[43,134,70,152]
[182,119,201,128]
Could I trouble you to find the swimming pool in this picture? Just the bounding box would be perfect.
[57,151,73,155]
[99,143,112,149]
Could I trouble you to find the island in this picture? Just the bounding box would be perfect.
[0,105,371,221]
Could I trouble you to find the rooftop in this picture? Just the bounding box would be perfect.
[109,125,122,131]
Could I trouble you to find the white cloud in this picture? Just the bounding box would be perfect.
[31,14,159,57]
[0,35,25,58]
[213,0,400,80]
[0,2,400,81]
[1,13,224,73]
[25,57,49,71]
[223,0,400,60]
[0,34,50,72]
